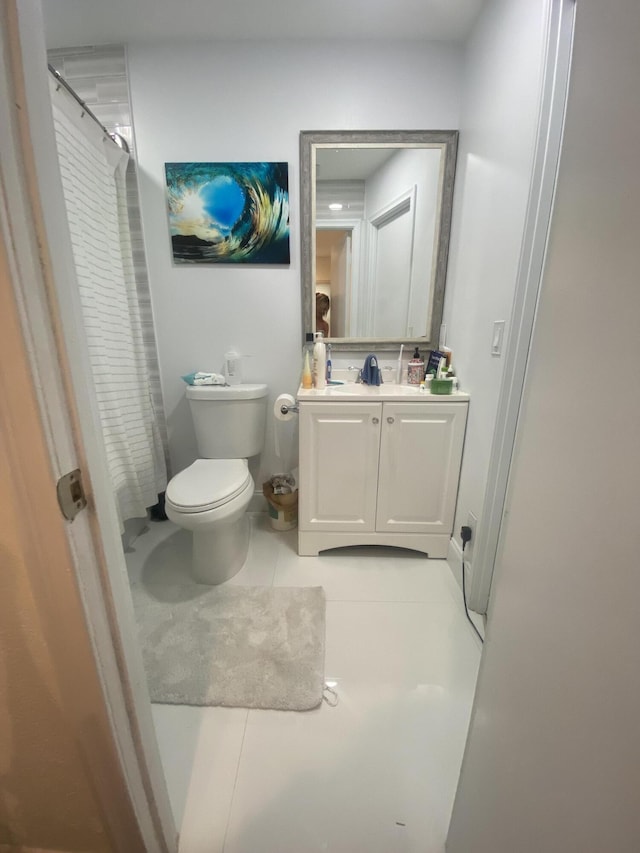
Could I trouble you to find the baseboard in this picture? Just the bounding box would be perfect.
[448,536,486,632]
[447,536,464,591]
[121,514,149,552]
[448,535,463,565]
[449,537,477,604]
[249,490,268,513]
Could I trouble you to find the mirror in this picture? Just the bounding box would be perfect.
[300,130,458,349]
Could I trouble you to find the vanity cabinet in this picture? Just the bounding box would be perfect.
[298,398,468,557]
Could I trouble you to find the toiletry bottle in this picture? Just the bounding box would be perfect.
[326,344,332,382]
[301,348,313,389]
[396,344,404,384]
[312,330,327,389]
[407,347,424,385]
[224,350,242,385]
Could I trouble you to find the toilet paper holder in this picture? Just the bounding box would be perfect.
[274,393,299,424]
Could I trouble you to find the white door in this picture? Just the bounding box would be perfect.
[2,2,176,848]
[369,197,415,337]
[299,402,382,531]
[376,402,468,534]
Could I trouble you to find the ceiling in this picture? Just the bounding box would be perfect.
[316,229,349,258]
[316,148,397,182]
[43,0,486,48]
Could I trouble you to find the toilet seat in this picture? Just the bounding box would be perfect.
[166,459,251,513]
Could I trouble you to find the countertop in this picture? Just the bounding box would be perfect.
[296,383,470,402]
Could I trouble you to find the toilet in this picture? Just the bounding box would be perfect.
[165,383,268,584]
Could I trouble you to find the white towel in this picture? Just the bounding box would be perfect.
[191,372,226,386]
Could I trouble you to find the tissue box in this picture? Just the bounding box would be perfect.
[430,378,454,395]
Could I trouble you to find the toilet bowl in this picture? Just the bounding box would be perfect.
[165,383,268,584]
[165,459,254,584]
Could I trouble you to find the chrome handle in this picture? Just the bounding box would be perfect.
[280,404,299,415]
[372,417,379,425]
[387,416,394,424]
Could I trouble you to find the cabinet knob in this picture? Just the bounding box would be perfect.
[372,417,379,425]
[387,416,395,424]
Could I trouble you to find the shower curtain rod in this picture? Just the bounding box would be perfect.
[48,64,130,154]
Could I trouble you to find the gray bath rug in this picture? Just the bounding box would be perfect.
[136,585,326,711]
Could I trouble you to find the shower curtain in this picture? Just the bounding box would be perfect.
[50,76,167,528]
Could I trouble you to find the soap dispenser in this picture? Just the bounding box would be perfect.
[407,347,425,385]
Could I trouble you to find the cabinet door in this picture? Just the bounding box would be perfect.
[376,402,468,534]
[299,402,382,531]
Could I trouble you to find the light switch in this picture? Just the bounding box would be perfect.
[491,321,505,357]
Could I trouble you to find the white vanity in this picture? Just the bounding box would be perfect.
[297,383,469,557]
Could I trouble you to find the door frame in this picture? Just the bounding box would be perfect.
[316,218,362,335]
[1,1,176,849]
[469,0,576,613]
[366,185,418,337]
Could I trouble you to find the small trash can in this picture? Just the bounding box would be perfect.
[263,476,298,531]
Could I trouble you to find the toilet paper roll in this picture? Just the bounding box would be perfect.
[273,393,297,464]
[274,393,296,422]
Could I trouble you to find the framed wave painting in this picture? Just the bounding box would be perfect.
[165,161,290,264]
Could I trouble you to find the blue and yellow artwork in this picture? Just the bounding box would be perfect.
[164,162,290,264]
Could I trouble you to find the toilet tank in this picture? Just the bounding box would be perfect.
[186,383,268,459]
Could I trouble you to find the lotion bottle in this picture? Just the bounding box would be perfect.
[301,349,313,389]
[312,330,327,389]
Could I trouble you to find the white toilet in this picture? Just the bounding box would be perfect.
[165,383,268,584]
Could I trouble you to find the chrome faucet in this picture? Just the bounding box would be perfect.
[348,365,363,383]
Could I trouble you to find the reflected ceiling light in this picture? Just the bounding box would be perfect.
[328,203,343,210]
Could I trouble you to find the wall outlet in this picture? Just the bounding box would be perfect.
[465,511,478,567]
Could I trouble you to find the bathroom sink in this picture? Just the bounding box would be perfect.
[330,382,421,395]
[329,383,386,394]
[297,382,469,402]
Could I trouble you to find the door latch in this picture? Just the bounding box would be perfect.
[56,468,87,521]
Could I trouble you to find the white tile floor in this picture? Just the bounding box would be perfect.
[125,514,482,853]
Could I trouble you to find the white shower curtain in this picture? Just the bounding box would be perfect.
[50,77,167,527]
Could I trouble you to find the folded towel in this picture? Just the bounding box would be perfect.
[361,354,382,386]
[181,371,227,386]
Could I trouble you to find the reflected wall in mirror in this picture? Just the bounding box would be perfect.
[300,130,458,349]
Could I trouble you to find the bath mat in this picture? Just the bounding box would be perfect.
[135,586,326,711]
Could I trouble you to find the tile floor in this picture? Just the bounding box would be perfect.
[125,514,482,853]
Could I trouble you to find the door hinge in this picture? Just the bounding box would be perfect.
[56,468,87,521]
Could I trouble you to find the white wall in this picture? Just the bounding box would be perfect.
[127,40,462,482]
[447,1,640,849]
[443,0,548,558]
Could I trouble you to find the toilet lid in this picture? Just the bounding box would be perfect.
[166,459,251,512]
